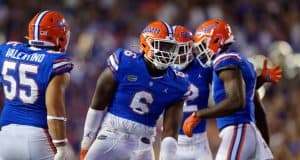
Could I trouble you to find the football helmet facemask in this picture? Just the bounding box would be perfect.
[172,25,194,70]
[140,21,178,70]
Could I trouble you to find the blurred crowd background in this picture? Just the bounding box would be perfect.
[0,0,299,159]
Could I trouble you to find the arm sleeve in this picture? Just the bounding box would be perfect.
[213,53,242,72]
[51,54,73,76]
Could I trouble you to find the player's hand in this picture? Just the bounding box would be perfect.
[54,146,66,160]
[80,149,88,160]
[80,136,94,160]
[183,112,201,137]
[261,59,282,83]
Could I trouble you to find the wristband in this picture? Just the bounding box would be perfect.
[53,138,68,144]
[47,115,67,121]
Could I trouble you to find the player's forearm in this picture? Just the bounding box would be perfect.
[161,118,180,139]
[256,76,265,89]
[47,102,67,146]
[46,96,68,146]
[81,108,105,149]
[161,128,178,140]
[47,120,67,146]
[162,101,184,139]
[254,92,270,145]
[46,101,68,147]
[255,110,270,145]
[196,96,244,119]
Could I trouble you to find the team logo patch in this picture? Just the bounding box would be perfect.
[127,75,138,82]
[141,137,150,144]
[97,135,107,140]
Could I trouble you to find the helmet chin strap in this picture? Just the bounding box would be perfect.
[143,56,168,77]
[144,51,169,70]
[174,61,191,70]
[153,62,168,70]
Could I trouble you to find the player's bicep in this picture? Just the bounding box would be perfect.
[90,67,117,110]
[162,100,184,139]
[218,68,245,107]
[46,73,70,116]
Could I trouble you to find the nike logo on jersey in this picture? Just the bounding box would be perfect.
[85,132,93,138]
[198,73,202,78]
[163,88,168,94]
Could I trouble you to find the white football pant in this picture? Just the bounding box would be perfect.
[216,123,274,160]
[85,113,155,160]
[176,132,213,160]
[0,124,55,160]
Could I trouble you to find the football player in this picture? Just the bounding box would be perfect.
[80,21,190,160]
[0,11,73,160]
[183,19,280,160]
[172,25,213,160]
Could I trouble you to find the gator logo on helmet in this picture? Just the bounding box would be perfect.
[142,27,161,34]
[199,23,218,33]
[180,31,192,40]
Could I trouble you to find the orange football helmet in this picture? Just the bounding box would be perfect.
[140,21,177,70]
[193,19,234,67]
[27,10,70,52]
[172,25,193,70]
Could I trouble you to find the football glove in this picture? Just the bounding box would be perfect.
[80,149,88,160]
[261,59,282,83]
[183,112,201,137]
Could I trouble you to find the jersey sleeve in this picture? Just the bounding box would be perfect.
[213,53,242,72]
[51,54,73,76]
[106,48,125,81]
